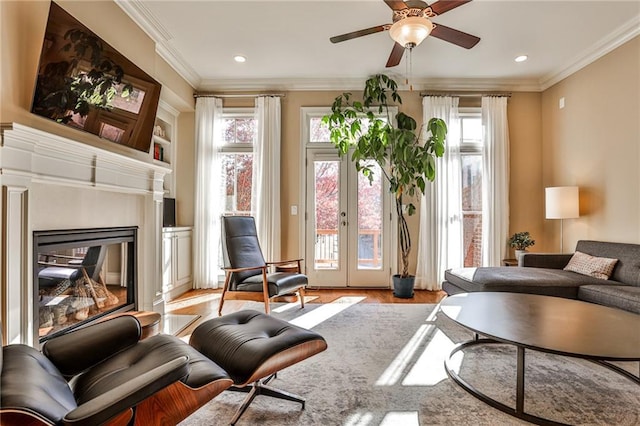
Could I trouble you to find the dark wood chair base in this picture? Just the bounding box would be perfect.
[228,374,305,425]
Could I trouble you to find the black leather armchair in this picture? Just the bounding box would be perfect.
[0,316,233,425]
[219,215,308,315]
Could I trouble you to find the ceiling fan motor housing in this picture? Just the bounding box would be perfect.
[329,0,480,67]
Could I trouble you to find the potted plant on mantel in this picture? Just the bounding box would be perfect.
[322,74,447,297]
[508,231,535,262]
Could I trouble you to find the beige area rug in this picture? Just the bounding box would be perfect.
[179,301,640,426]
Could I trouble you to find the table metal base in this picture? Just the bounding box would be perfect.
[444,338,640,426]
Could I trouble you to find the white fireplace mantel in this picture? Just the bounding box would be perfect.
[1,123,171,346]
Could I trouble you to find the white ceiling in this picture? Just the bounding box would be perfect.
[116,0,640,92]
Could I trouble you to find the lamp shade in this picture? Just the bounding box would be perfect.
[389,17,434,47]
[545,186,579,219]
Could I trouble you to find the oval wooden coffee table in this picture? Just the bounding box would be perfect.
[440,292,640,426]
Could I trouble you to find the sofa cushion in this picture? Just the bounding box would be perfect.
[444,267,618,299]
[564,251,618,280]
[577,285,640,315]
[575,240,640,287]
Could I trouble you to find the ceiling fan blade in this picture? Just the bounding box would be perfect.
[384,0,408,10]
[330,25,388,43]
[386,42,405,67]
[430,24,480,49]
[429,0,472,16]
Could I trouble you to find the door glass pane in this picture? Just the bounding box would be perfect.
[461,155,482,267]
[357,162,383,270]
[314,161,339,270]
[309,118,330,143]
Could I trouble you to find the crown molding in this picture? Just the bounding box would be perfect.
[114,0,201,88]
[197,77,543,92]
[539,15,640,91]
[154,43,201,88]
[114,0,172,41]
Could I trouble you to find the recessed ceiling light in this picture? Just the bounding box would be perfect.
[515,55,528,63]
[233,55,247,63]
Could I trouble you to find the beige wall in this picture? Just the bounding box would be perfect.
[508,92,544,254]
[541,36,640,250]
[176,111,195,225]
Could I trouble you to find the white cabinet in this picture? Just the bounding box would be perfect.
[162,226,193,300]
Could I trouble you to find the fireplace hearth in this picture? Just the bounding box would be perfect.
[34,227,137,342]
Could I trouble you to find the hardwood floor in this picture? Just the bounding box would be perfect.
[165,288,447,338]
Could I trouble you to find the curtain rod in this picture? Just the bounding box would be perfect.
[193,93,286,99]
[420,92,511,98]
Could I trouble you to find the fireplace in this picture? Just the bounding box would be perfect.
[1,124,169,347]
[34,227,137,342]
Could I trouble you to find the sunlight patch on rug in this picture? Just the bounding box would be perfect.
[344,411,374,426]
[375,323,435,386]
[380,411,419,426]
[403,329,463,386]
[288,296,365,329]
[375,301,449,387]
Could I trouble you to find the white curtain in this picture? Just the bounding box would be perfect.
[252,96,281,261]
[416,96,463,290]
[481,96,510,266]
[193,97,224,289]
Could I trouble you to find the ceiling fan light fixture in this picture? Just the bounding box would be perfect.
[389,16,434,48]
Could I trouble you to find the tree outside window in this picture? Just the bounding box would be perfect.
[220,112,256,215]
[460,112,483,267]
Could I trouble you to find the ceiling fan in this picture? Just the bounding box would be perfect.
[330,0,480,68]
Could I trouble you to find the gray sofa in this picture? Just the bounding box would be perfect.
[443,240,640,314]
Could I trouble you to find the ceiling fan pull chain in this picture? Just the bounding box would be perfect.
[406,46,414,92]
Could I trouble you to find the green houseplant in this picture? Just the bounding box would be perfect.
[508,231,535,261]
[322,74,447,296]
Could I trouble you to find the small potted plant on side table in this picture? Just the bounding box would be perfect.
[508,231,535,263]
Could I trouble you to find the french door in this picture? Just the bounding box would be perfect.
[305,149,394,287]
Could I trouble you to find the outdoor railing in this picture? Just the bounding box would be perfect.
[314,228,382,269]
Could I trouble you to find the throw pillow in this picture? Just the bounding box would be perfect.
[564,251,618,280]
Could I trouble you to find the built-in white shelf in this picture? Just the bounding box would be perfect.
[150,101,179,196]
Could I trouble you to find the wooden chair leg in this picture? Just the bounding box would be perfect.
[298,287,305,309]
[218,272,231,316]
[262,269,271,315]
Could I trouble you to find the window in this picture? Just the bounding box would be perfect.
[308,115,388,144]
[220,109,256,215]
[459,109,483,267]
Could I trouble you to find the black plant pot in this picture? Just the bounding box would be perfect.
[392,274,415,298]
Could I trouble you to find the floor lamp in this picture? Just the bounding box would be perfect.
[545,186,579,253]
